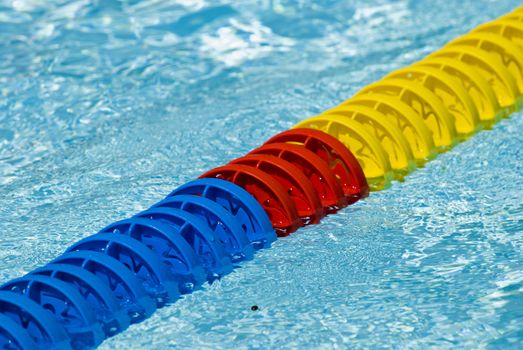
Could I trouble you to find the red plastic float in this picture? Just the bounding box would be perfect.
[200,164,301,236]
[249,143,348,212]
[265,128,369,203]
[230,154,324,225]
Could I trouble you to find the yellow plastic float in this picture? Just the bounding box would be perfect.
[294,5,523,192]
[339,94,437,166]
[384,65,481,137]
[417,57,502,126]
[446,32,523,106]
[499,11,523,26]
[355,78,457,150]
[294,116,393,191]
[321,104,416,179]
[473,19,523,49]
[428,46,518,114]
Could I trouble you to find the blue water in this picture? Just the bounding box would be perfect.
[1,0,522,348]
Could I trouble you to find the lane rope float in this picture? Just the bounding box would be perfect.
[1,6,523,350]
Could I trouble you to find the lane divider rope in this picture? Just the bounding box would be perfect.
[1,6,522,350]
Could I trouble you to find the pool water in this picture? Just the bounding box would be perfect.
[1,0,522,348]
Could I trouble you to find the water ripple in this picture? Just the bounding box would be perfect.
[0,0,522,349]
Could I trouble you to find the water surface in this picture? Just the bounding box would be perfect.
[0,0,522,349]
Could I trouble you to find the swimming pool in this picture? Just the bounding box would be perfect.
[1,0,522,348]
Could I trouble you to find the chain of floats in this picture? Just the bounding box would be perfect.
[2,6,523,350]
